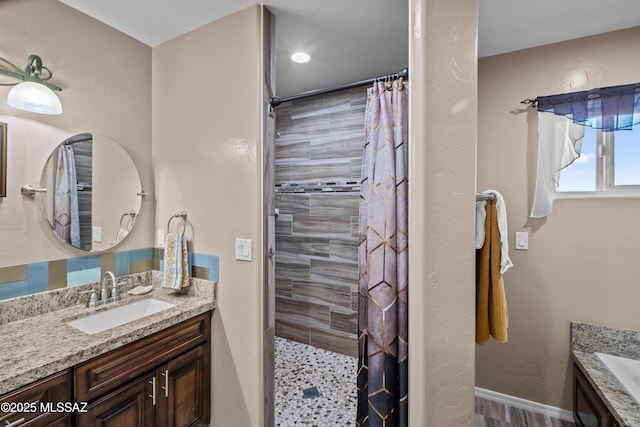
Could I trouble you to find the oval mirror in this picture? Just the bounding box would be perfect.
[39,133,143,252]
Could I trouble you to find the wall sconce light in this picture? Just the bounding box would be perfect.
[0,54,63,115]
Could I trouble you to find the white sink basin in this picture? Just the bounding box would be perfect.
[67,298,176,335]
[596,352,640,405]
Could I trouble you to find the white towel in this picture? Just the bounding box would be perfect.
[476,200,487,249]
[530,112,585,218]
[162,232,190,289]
[476,190,513,274]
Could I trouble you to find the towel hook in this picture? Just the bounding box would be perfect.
[167,211,187,234]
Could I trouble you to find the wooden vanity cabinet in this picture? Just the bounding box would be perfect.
[158,343,210,427]
[75,312,211,427]
[574,364,621,427]
[0,370,72,427]
[77,372,156,426]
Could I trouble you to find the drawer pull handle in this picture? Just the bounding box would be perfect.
[161,370,169,397]
[149,377,156,406]
[5,418,26,427]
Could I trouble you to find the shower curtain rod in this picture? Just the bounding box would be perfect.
[269,67,408,107]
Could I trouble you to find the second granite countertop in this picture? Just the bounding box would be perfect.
[572,321,640,427]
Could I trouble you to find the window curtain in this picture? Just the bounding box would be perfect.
[357,79,408,427]
[54,145,80,246]
[531,82,640,217]
[530,114,585,217]
[537,82,640,131]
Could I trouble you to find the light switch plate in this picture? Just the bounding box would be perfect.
[515,231,528,250]
[235,238,253,261]
[157,230,165,248]
[92,226,102,243]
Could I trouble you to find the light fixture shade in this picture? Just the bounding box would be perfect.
[8,81,62,115]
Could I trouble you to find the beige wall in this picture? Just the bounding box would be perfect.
[0,0,153,266]
[476,26,640,410]
[3,2,267,424]
[409,0,478,425]
[152,6,265,426]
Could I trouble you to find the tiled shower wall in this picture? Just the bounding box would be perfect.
[274,86,367,357]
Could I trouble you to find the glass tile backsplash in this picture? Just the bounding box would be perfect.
[0,248,219,300]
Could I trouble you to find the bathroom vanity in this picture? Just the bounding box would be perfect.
[571,322,640,427]
[75,313,210,426]
[0,272,215,426]
[574,363,621,427]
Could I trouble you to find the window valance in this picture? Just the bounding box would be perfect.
[537,82,640,132]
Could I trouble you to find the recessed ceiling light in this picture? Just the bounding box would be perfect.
[291,52,310,64]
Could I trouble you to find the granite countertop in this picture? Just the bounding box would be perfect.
[0,271,216,396]
[571,321,640,427]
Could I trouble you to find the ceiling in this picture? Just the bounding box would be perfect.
[58,0,640,97]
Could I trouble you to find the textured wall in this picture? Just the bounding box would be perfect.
[476,26,640,411]
[152,6,265,426]
[0,0,153,268]
[274,87,366,357]
[408,0,478,425]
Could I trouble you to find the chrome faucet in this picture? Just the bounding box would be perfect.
[101,271,116,304]
[79,271,126,308]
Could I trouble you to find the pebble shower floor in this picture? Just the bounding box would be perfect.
[274,337,357,426]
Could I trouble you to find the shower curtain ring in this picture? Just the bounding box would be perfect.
[385,74,393,91]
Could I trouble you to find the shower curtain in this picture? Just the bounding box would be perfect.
[357,79,408,427]
[54,145,80,247]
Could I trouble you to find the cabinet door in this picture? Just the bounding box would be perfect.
[159,343,210,427]
[43,415,72,427]
[574,365,610,427]
[77,372,156,427]
[0,370,72,427]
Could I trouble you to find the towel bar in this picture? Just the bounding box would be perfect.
[476,193,495,201]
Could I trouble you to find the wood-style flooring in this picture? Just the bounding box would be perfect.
[475,396,576,427]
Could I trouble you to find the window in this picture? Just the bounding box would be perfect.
[557,125,640,193]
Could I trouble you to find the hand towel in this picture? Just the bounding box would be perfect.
[476,198,509,344]
[162,232,190,289]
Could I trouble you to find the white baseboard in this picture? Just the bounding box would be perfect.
[475,387,574,422]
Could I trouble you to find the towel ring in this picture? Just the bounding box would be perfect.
[119,211,137,230]
[167,212,187,234]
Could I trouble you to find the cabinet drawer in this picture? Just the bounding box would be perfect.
[0,370,72,427]
[75,312,210,402]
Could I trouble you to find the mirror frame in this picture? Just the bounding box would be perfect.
[0,122,6,198]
